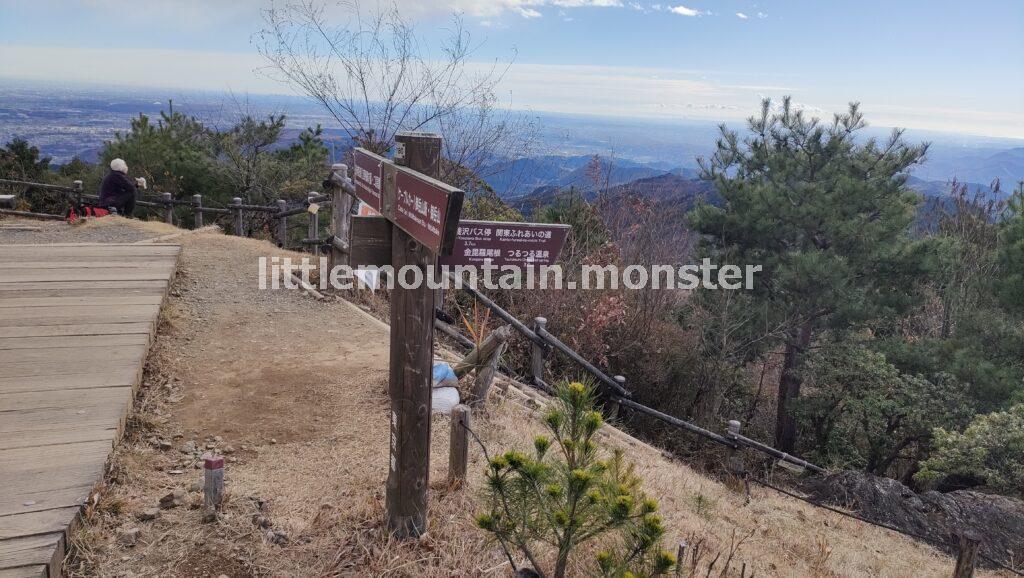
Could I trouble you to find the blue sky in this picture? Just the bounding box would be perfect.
[1,0,1022,138]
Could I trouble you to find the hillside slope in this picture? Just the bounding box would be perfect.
[3,218,1006,577]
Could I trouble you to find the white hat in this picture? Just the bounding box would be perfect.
[110,158,128,174]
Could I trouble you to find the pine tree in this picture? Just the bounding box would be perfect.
[690,97,928,452]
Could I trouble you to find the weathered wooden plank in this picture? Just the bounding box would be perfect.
[0,243,179,254]
[0,280,168,295]
[0,563,47,578]
[0,483,92,518]
[0,344,147,364]
[0,386,133,414]
[0,259,177,270]
[0,323,153,339]
[0,533,63,571]
[0,358,143,378]
[0,305,158,320]
[0,334,150,350]
[0,508,80,540]
[0,314,157,328]
[0,296,163,309]
[0,369,139,394]
[0,269,175,283]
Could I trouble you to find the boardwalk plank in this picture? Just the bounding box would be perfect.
[0,334,150,350]
[0,323,153,339]
[0,242,177,575]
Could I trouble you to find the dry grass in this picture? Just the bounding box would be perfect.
[46,218,1010,577]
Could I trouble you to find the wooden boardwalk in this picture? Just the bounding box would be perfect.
[0,244,180,578]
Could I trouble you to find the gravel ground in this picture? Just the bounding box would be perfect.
[0,215,177,244]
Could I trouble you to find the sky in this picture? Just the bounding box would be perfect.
[1,0,1022,139]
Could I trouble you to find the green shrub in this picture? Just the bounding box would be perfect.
[916,404,1024,495]
[476,381,675,578]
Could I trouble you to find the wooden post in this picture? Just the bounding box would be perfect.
[448,404,471,487]
[675,540,688,577]
[203,455,224,510]
[308,194,320,256]
[453,325,513,378]
[387,132,444,538]
[531,317,548,385]
[725,419,747,494]
[276,199,288,248]
[192,194,203,228]
[607,375,625,419]
[232,197,244,236]
[330,163,353,270]
[953,532,980,578]
[162,192,173,225]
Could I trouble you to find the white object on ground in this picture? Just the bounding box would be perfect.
[432,387,460,414]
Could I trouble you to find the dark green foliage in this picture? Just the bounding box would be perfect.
[796,345,972,475]
[689,97,929,451]
[477,382,675,578]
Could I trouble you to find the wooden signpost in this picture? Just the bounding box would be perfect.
[338,133,464,538]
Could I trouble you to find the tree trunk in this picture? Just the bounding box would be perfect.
[775,321,814,452]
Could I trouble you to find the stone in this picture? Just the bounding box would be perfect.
[802,470,1024,567]
[159,488,188,509]
[118,527,141,547]
[266,529,288,545]
[179,441,197,454]
[157,440,173,450]
[223,445,235,454]
[137,508,160,521]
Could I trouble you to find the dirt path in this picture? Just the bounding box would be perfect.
[5,217,1000,578]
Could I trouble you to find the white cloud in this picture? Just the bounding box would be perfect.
[668,4,702,16]
[757,11,768,18]
[516,6,543,17]
[735,12,748,19]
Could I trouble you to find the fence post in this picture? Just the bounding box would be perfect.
[276,199,288,248]
[308,194,320,256]
[953,532,980,578]
[161,192,173,225]
[232,197,244,236]
[448,404,471,487]
[192,194,203,228]
[73,180,84,207]
[330,163,352,270]
[674,540,688,577]
[531,317,548,386]
[607,376,624,419]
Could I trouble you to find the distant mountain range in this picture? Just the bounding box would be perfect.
[496,155,1007,219]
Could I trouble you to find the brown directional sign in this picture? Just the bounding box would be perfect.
[350,147,462,256]
[352,148,385,212]
[440,220,571,267]
[392,166,462,255]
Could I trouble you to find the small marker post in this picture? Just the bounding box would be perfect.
[203,454,224,511]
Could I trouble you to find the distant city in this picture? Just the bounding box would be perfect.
[2,79,1022,199]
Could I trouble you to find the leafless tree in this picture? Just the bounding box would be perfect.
[256,0,535,188]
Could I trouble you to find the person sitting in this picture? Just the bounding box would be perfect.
[98,158,145,217]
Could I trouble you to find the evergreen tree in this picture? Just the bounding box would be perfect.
[690,97,928,452]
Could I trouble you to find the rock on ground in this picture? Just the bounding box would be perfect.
[802,470,1024,567]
